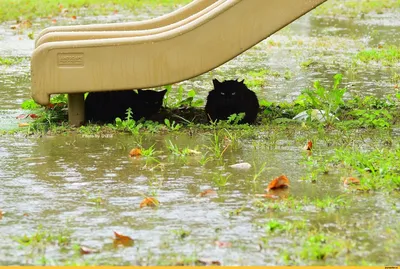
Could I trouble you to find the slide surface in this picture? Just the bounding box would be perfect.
[31,0,326,105]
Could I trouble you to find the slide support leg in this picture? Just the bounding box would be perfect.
[68,93,85,126]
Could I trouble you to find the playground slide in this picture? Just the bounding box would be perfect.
[35,0,217,47]
[31,0,326,125]
[36,0,224,47]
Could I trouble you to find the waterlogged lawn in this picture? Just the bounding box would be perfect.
[1,0,400,266]
[0,0,191,23]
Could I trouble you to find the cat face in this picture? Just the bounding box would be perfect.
[212,79,246,105]
[137,89,167,107]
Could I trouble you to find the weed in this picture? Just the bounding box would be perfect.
[171,228,191,240]
[213,173,231,187]
[0,56,24,66]
[355,45,400,66]
[296,73,346,126]
[164,119,182,131]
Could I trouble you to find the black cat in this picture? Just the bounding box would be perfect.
[85,89,167,123]
[205,79,259,124]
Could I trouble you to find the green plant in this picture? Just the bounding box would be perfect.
[114,108,142,134]
[164,118,182,131]
[296,74,346,125]
[213,173,231,187]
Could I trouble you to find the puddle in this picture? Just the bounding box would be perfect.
[0,2,400,265]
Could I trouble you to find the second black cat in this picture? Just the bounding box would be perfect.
[205,79,259,124]
[85,89,167,123]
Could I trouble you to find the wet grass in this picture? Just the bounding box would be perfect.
[0,56,24,66]
[314,0,400,17]
[0,0,191,23]
[354,45,400,66]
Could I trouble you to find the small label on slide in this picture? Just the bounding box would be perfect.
[58,53,84,66]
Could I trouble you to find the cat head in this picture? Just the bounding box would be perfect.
[138,89,167,107]
[212,79,247,98]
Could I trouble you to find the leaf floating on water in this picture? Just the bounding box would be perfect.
[266,175,290,192]
[229,162,251,170]
[196,259,221,266]
[80,246,99,255]
[129,148,142,157]
[71,15,77,20]
[139,197,159,208]
[342,177,360,186]
[199,189,217,197]
[16,114,28,119]
[303,140,313,151]
[113,231,134,247]
[18,123,30,127]
[215,241,232,248]
[0,210,3,220]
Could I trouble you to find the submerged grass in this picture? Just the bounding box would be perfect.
[0,0,191,23]
[314,0,400,17]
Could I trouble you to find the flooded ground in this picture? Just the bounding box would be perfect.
[1,1,400,265]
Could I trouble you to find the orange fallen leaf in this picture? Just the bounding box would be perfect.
[303,140,312,151]
[52,19,57,24]
[18,123,30,127]
[199,189,217,197]
[23,213,29,217]
[265,175,290,192]
[0,210,3,220]
[29,114,39,119]
[342,177,360,186]
[215,241,232,248]
[80,246,99,255]
[113,10,119,14]
[113,231,134,247]
[394,84,398,89]
[71,15,77,20]
[129,148,142,157]
[139,197,159,208]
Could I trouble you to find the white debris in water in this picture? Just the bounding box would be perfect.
[229,162,252,170]
[293,109,339,122]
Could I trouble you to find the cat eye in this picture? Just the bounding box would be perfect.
[220,92,225,96]
[232,92,236,96]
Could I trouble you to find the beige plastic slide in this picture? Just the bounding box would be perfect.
[31,0,326,126]
[36,0,224,46]
[35,0,218,46]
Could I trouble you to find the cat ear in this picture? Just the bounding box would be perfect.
[238,79,244,84]
[212,79,221,88]
[160,89,168,97]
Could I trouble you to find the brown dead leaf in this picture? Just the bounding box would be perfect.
[71,15,77,20]
[199,189,217,197]
[139,197,159,208]
[80,246,99,255]
[196,259,221,266]
[18,123,30,127]
[129,148,142,157]
[215,241,232,248]
[265,175,290,192]
[52,19,57,24]
[0,210,3,220]
[113,231,134,247]
[342,177,360,186]
[303,140,313,151]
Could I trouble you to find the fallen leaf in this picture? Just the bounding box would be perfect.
[303,140,312,151]
[139,197,159,208]
[0,210,3,220]
[265,175,290,192]
[342,177,360,186]
[113,231,134,247]
[199,189,217,197]
[113,10,119,14]
[29,114,39,119]
[129,148,142,157]
[80,246,99,255]
[23,213,29,217]
[215,241,232,248]
[18,123,30,127]
[394,84,398,89]
[52,19,57,24]
[196,259,221,266]
[229,162,251,170]
[187,149,201,155]
[71,15,77,20]
[16,114,28,119]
